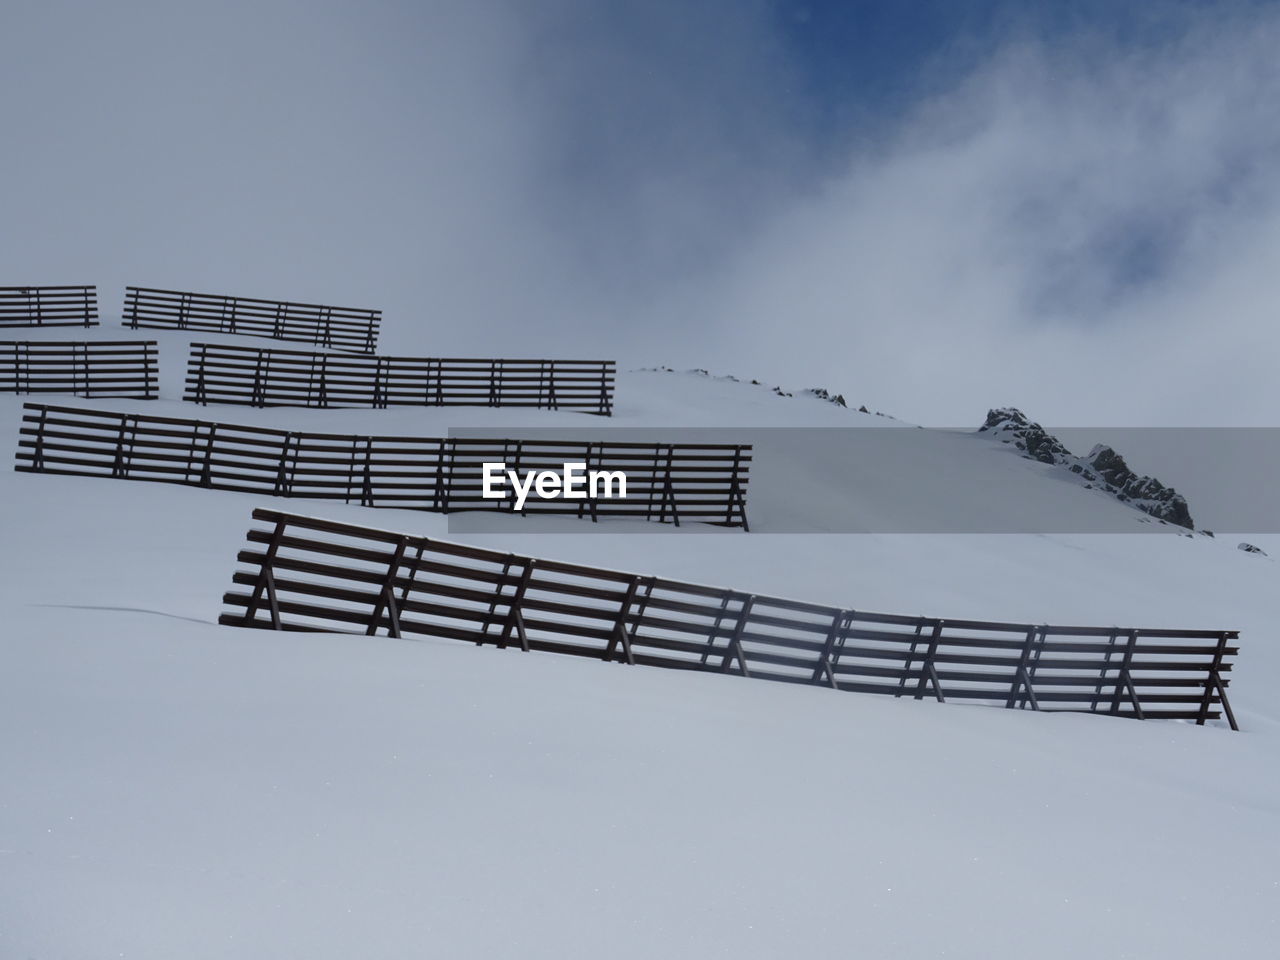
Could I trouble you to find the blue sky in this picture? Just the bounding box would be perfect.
[778,0,1263,122]
[780,0,1013,135]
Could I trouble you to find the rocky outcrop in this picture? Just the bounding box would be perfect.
[639,367,879,414]
[1081,445,1193,529]
[979,408,1195,530]
[803,387,846,408]
[980,408,1074,464]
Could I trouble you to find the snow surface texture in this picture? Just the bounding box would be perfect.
[2,325,1279,959]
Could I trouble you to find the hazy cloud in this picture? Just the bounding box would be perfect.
[673,6,1280,425]
[3,1,1277,425]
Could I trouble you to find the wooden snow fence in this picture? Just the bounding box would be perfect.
[0,341,157,399]
[219,509,1239,729]
[13,404,750,527]
[123,286,380,353]
[0,285,97,328]
[183,342,615,415]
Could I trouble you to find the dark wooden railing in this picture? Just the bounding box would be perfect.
[1,286,98,328]
[183,342,615,415]
[123,286,380,353]
[1,341,157,399]
[13,404,750,527]
[219,509,1239,729]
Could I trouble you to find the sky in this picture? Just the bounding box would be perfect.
[2,0,1278,426]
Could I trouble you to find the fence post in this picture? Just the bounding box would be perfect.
[398,542,426,609]
[438,438,456,513]
[366,536,409,638]
[192,344,209,405]
[372,357,388,410]
[481,556,516,641]
[250,350,271,407]
[15,341,29,394]
[812,609,851,687]
[1014,626,1047,710]
[306,353,327,408]
[894,622,926,697]
[110,414,138,479]
[242,517,288,628]
[360,437,376,507]
[718,594,754,677]
[603,575,642,664]
[188,421,217,487]
[912,621,946,702]
[31,404,49,470]
[699,593,734,666]
[144,342,157,400]
[727,445,749,530]
[431,438,449,512]
[1197,631,1235,728]
[487,359,500,408]
[546,360,560,412]
[510,440,525,513]
[598,361,611,416]
[182,420,201,483]
[74,342,88,397]
[497,560,535,651]
[316,352,329,408]
[198,423,217,487]
[1090,630,1120,711]
[626,577,656,651]
[1006,626,1042,710]
[644,444,661,521]
[655,446,680,527]
[319,306,333,349]
[1215,671,1240,732]
[1109,630,1140,717]
[273,433,298,497]
[578,442,599,522]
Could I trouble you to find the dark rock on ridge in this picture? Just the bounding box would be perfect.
[979,407,1195,529]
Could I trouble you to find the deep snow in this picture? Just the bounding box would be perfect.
[2,325,1278,959]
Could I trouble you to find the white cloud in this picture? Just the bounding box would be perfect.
[673,8,1280,425]
[3,1,1277,426]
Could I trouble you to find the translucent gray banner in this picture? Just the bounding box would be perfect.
[444,426,1280,534]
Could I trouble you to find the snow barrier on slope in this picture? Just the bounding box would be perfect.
[0,285,98,329]
[123,285,381,354]
[183,342,616,415]
[219,508,1239,729]
[1,341,157,399]
[14,403,750,527]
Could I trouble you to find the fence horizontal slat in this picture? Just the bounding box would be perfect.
[13,403,750,527]
[214,508,1242,731]
[181,342,616,415]
[0,286,98,328]
[122,286,379,353]
[1,341,156,398]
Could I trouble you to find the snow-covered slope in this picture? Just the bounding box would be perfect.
[2,335,1278,959]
